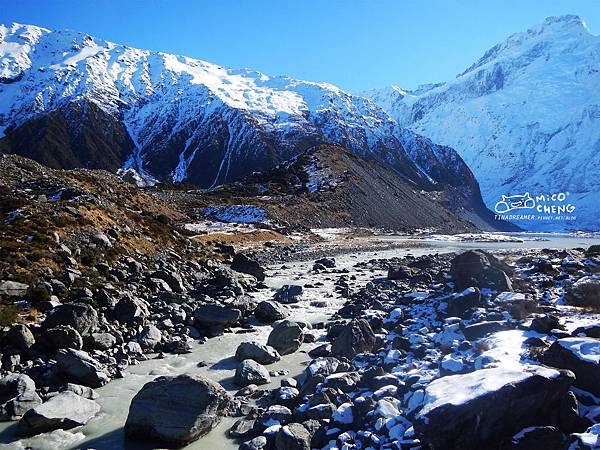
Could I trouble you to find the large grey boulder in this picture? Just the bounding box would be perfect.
[445,287,481,317]
[17,391,100,436]
[235,360,271,386]
[43,325,83,350]
[275,423,311,450]
[43,303,98,336]
[235,341,280,365]
[565,277,600,308]
[255,301,290,323]
[414,365,574,450]
[331,318,376,359]
[56,349,109,388]
[543,337,600,395]
[138,324,162,349]
[267,320,304,355]
[125,374,230,446]
[450,250,513,291]
[231,254,266,282]
[114,296,149,323]
[0,280,28,298]
[88,332,117,350]
[6,324,35,352]
[274,285,304,304]
[194,304,241,327]
[0,373,42,420]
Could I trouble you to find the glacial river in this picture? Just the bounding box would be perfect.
[0,233,598,450]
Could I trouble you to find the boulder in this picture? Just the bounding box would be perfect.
[275,423,311,450]
[89,332,117,350]
[267,320,304,355]
[0,373,42,420]
[387,266,414,280]
[0,280,29,298]
[565,277,600,308]
[235,342,280,365]
[124,374,230,446]
[315,257,336,268]
[450,250,513,291]
[151,270,185,293]
[43,325,83,350]
[56,349,109,388]
[16,391,100,436]
[572,323,600,338]
[506,426,567,450]
[529,314,560,334]
[114,296,150,323]
[462,321,511,340]
[331,318,376,359]
[90,232,112,247]
[43,303,98,336]
[194,305,242,327]
[585,245,600,257]
[274,285,303,304]
[235,360,271,386]
[231,254,266,282]
[255,301,290,323]
[138,324,162,349]
[543,338,600,395]
[6,324,35,352]
[445,287,481,317]
[414,365,574,450]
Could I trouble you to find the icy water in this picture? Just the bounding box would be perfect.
[0,233,598,450]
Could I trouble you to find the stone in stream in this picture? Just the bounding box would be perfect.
[542,337,600,396]
[55,348,109,388]
[450,250,513,291]
[16,391,100,436]
[235,341,281,365]
[235,359,271,386]
[124,374,230,447]
[255,300,290,323]
[42,302,98,336]
[0,373,42,420]
[231,253,266,282]
[331,318,376,359]
[275,423,311,450]
[274,285,304,304]
[193,304,242,327]
[267,320,304,355]
[413,365,575,450]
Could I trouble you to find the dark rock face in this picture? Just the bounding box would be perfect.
[43,325,83,350]
[504,426,567,450]
[193,305,242,327]
[414,366,575,450]
[275,423,311,450]
[450,250,513,291]
[274,285,304,304]
[114,296,150,323]
[235,341,281,365]
[235,359,271,386]
[529,314,560,334]
[565,277,600,308]
[55,349,109,388]
[6,325,35,352]
[267,320,304,355]
[124,374,230,447]
[445,287,481,317]
[0,373,42,421]
[16,391,100,436]
[543,338,600,396]
[255,301,290,323]
[231,254,266,282]
[331,319,376,359]
[42,303,98,336]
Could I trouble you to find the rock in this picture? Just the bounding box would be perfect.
[414,365,574,450]
[6,324,35,351]
[63,383,98,400]
[387,266,414,280]
[124,374,230,446]
[315,257,336,268]
[0,373,42,420]
[229,418,256,437]
[194,305,242,327]
[90,232,112,247]
[565,277,600,308]
[43,326,83,350]
[114,296,150,323]
[138,325,162,349]
[585,245,600,257]
[255,301,290,323]
[16,391,100,436]
[43,303,98,336]
[275,423,311,450]
[235,342,281,365]
[235,359,271,386]
[506,426,567,450]
[450,250,513,291]
[89,332,117,350]
[267,320,304,355]
[151,270,185,293]
[462,320,511,340]
[543,338,600,396]
[240,436,268,450]
[0,280,29,298]
[445,287,481,317]
[331,318,376,359]
[572,324,600,338]
[56,349,109,388]
[529,314,560,334]
[274,285,304,304]
[231,254,266,282]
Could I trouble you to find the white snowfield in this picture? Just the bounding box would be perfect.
[365,15,600,231]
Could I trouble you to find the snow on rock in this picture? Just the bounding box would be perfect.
[201,205,268,223]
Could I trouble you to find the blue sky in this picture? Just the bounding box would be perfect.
[0,0,598,92]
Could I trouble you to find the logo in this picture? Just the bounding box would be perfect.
[494,193,535,213]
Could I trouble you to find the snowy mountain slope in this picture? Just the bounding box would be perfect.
[364,15,600,231]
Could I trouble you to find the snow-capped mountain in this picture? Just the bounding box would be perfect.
[364,15,600,231]
[0,22,462,194]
